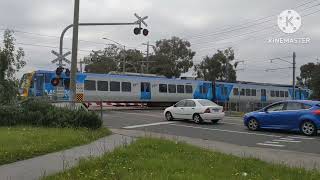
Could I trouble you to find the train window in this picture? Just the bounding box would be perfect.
[110,81,120,91]
[233,88,239,96]
[285,91,289,97]
[271,90,275,97]
[280,91,284,97]
[251,89,256,96]
[141,82,150,92]
[121,82,131,92]
[168,84,176,93]
[240,89,245,96]
[159,84,167,93]
[177,85,185,93]
[97,81,108,91]
[84,80,96,91]
[186,85,193,93]
[245,89,251,96]
[261,89,266,96]
[275,91,280,97]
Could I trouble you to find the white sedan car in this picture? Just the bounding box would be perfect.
[164,99,225,124]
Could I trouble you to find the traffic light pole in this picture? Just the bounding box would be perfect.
[61,3,148,105]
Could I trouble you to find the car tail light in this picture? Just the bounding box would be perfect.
[204,108,211,113]
[312,110,320,115]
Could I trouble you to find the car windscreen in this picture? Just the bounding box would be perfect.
[198,100,217,106]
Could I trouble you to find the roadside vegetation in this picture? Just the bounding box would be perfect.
[45,138,320,180]
[0,98,110,165]
[0,127,110,165]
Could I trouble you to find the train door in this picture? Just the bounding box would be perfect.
[34,73,44,96]
[140,82,151,100]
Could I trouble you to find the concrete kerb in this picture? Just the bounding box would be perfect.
[111,128,320,170]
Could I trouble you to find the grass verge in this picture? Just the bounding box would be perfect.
[0,127,110,165]
[45,138,320,180]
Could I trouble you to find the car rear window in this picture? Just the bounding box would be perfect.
[198,99,217,106]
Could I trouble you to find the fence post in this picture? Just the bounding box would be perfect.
[100,100,103,119]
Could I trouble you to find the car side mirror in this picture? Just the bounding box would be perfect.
[264,108,269,113]
[173,105,177,107]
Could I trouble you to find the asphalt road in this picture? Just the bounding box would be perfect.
[103,110,320,154]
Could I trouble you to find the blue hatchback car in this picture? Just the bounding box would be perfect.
[243,100,320,136]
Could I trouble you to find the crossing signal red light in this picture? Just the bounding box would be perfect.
[56,66,63,76]
[134,27,141,35]
[142,29,149,36]
[51,78,60,86]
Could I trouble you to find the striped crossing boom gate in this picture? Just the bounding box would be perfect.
[83,102,147,109]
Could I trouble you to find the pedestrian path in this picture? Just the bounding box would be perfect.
[0,134,134,180]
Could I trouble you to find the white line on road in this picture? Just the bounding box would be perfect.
[287,136,315,140]
[222,122,243,126]
[279,138,295,141]
[169,124,282,138]
[257,143,285,147]
[123,122,175,129]
[265,141,280,144]
[273,139,301,143]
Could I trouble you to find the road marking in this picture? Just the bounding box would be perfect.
[123,122,175,129]
[287,136,315,140]
[265,141,280,144]
[257,143,285,147]
[169,124,282,138]
[279,138,295,141]
[273,139,301,143]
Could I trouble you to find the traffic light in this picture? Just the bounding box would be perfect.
[142,29,149,36]
[51,78,60,86]
[56,66,64,76]
[134,27,142,35]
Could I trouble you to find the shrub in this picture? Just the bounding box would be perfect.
[0,99,102,129]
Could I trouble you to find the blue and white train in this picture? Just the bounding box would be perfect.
[20,70,311,110]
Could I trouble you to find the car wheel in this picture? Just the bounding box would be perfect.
[193,114,203,124]
[247,118,259,131]
[300,121,317,136]
[211,120,219,124]
[165,112,173,121]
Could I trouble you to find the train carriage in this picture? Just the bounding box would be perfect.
[19,70,311,111]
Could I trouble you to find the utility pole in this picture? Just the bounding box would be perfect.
[123,46,126,73]
[70,0,80,106]
[142,42,155,73]
[293,52,296,100]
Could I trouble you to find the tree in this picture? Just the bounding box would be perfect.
[84,45,144,74]
[297,62,316,88]
[0,29,26,105]
[149,36,195,78]
[84,44,120,73]
[119,49,143,73]
[310,66,320,99]
[194,48,236,82]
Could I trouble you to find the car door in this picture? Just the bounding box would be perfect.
[183,100,197,120]
[282,102,304,129]
[260,102,286,129]
[172,100,186,119]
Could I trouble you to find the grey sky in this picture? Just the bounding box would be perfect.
[0,0,319,84]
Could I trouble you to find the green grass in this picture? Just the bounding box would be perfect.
[45,138,320,180]
[0,127,110,165]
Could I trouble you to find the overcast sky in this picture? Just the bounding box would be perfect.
[0,0,319,84]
